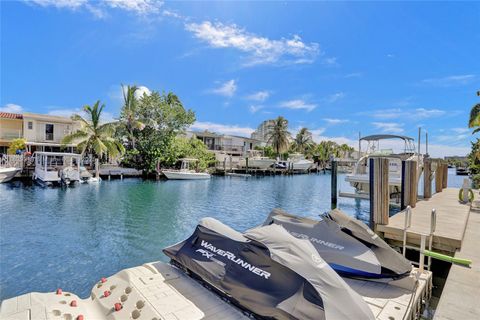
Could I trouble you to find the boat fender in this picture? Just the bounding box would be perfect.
[76,315,84,320]
[100,277,107,283]
[114,302,123,311]
[70,300,77,307]
[458,188,474,202]
[56,288,62,295]
[103,290,111,297]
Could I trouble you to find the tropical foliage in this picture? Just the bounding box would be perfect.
[118,85,144,149]
[266,116,291,156]
[161,137,216,171]
[7,138,26,154]
[291,127,314,154]
[62,101,124,159]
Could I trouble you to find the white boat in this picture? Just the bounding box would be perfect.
[289,153,314,171]
[162,158,211,180]
[33,152,81,186]
[0,167,21,183]
[345,134,423,194]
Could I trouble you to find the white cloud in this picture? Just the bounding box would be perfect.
[452,128,470,134]
[134,85,151,99]
[323,118,349,125]
[372,122,404,134]
[368,108,446,120]
[0,103,24,113]
[249,105,264,114]
[190,121,254,137]
[421,74,476,87]
[325,92,345,103]
[322,57,338,66]
[210,80,237,97]
[246,90,270,102]
[280,99,317,112]
[29,0,164,17]
[184,21,320,66]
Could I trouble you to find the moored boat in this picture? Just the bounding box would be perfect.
[162,158,211,180]
[0,167,21,183]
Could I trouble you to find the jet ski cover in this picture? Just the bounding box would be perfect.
[262,208,411,279]
[163,218,374,320]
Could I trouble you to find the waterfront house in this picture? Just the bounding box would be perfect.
[186,130,262,160]
[0,112,23,154]
[22,113,80,153]
[0,112,80,154]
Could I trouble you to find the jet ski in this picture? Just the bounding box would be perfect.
[164,217,374,320]
[261,208,412,280]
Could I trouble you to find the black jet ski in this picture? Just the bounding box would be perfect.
[261,208,412,280]
[164,217,374,320]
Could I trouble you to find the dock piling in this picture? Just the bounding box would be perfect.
[95,158,99,180]
[331,160,338,210]
[369,157,390,229]
[435,161,443,193]
[442,163,448,189]
[401,160,418,209]
[423,157,432,199]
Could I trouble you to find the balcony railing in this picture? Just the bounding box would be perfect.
[0,130,22,140]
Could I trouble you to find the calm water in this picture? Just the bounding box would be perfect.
[0,169,465,301]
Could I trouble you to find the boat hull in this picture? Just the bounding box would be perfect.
[0,167,20,183]
[292,160,313,171]
[162,170,211,180]
[238,159,275,169]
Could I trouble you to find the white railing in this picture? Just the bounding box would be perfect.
[0,154,24,169]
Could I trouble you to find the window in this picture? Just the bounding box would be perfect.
[28,121,33,130]
[45,124,54,141]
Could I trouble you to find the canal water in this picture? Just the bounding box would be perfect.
[0,170,466,301]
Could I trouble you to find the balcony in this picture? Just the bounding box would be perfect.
[0,130,22,140]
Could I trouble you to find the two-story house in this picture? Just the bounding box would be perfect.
[0,112,24,154]
[0,112,80,154]
[22,113,80,153]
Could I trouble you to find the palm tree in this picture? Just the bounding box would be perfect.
[62,101,125,159]
[266,116,291,156]
[468,102,480,134]
[119,85,144,149]
[292,127,313,154]
[338,143,354,159]
[315,140,339,171]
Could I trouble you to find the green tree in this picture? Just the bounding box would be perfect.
[291,127,313,154]
[338,143,354,158]
[132,91,195,173]
[314,140,339,171]
[7,138,26,154]
[118,84,145,149]
[266,116,291,156]
[161,137,215,171]
[62,101,125,159]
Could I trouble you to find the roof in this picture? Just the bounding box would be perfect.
[0,112,23,120]
[33,151,81,157]
[360,134,414,141]
[23,112,74,123]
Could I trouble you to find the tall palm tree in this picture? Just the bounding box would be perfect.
[338,143,354,158]
[120,84,144,149]
[267,116,291,156]
[62,101,125,159]
[292,127,313,153]
[315,140,339,171]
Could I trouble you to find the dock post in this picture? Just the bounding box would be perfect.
[424,157,432,199]
[229,156,232,172]
[419,234,426,273]
[442,163,448,189]
[462,178,470,203]
[223,158,226,175]
[369,157,390,230]
[435,161,443,193]
[95,158,99,180]
[401,160,418,209]
[331,160,338,210]
[246,157,249,174]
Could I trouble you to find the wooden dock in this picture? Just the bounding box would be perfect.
[434,205,480,319]
[377,188,470,253]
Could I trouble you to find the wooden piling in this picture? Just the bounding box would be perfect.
[401,160,418,209]
[423,157,432,199]
[331,160,338,210]
[369,157,390,229]
[435,161,443,193]
[442,163,448,189]
[95,158,100,180]
[245,157,249,174]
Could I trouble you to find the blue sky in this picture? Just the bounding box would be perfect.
[1,0,479,157]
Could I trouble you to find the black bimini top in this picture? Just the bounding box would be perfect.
[360,134,414,141]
